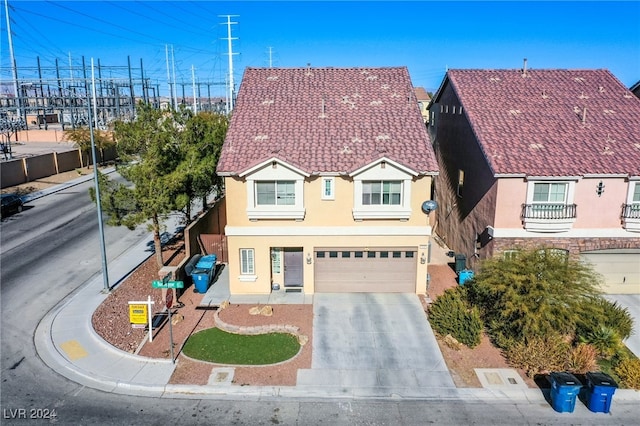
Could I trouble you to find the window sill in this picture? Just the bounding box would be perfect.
[238,275,257,282]
[522,218,576,233]
[352,208,411,221]
[247,208,305,220]
[622,218,640,232]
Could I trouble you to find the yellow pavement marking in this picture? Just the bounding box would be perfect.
[60,340,89,360]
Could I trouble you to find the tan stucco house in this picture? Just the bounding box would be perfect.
[428,68,640,294]
[217,66,439,295]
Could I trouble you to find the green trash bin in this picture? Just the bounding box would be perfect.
[454,254,466,274]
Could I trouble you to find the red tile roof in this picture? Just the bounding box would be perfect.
[217,67,439,175]
[445,69,640,177]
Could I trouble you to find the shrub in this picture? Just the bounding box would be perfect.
[576,297,634,342]
[428,288,483,348]
[581,325,623,359]
[614,358,640,390]
[505,334,570,378]
[566,343,598,374]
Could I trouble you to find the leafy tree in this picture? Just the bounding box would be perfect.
[105,102,185,268]
[466,247,603,346]
[64,127,115,167]
[175,111,228,223]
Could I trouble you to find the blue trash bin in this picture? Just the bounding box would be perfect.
[191,268,211,293]
[549,372,583,413]
[196,254,217,270]
[585,372,617,413]
[458,269,474,285]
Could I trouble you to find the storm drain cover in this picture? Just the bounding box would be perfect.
[474,368,527,389]
[208,367,235,385]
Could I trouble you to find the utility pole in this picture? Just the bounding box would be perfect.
[171,45,178,109]
[220,15,238,113]
[5,0,20,120]
[165,45,172,109]
[191,65,197,114]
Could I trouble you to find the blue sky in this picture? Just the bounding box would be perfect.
[1,1,638,98]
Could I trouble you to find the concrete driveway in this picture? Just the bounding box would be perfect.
[296,293,455,395]
[604,294,640,357]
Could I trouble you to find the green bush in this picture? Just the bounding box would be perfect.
[614,358,640,390]
[576,297,634,342]
[505,334,570,378]
[580,325,623,359]
[429,288,483,348]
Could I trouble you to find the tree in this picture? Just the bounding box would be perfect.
[106,102,184,268]
[466,247,603,347]
[175,111,228,223]
[64,127,115,168]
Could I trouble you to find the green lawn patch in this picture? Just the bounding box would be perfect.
[182,327,300,365]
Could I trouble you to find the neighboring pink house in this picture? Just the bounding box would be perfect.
[428,68,640,293]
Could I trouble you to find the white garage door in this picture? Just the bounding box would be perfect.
[581,250,640,294]
[314,247,417,293]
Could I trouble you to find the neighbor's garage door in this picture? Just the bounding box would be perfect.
[581,250,640,293]
[314,247,417,293]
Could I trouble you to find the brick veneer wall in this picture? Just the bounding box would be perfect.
[492,236,640,257]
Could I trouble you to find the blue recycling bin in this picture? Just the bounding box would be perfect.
[458,269,474,285]
[549,372,583,413]
[196,254,217,270]
[191,268,211,293]
[585,372,617,413]
[191,254,217,293]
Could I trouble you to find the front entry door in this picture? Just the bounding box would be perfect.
[284,248,303,287]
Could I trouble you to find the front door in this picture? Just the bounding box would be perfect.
[284,248,303,287]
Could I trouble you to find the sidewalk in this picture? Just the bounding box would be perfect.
[31,178,640,402]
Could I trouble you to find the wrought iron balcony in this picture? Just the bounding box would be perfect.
[622,204,640,219]
[521,203,577,220]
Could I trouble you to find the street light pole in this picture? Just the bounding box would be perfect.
[89,58,110,293]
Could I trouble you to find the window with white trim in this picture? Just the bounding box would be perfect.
[532,182,568,215]
[321,177,335,200]
[632,182,640,209]
[362,181,402,205]
[240,249,255,275]
[256,181,295,205]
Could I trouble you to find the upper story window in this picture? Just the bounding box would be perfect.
[321,177,335,200]
[632,183,640,206]
[362,181,402,205]
[533,182,567,204]
[522,179,577,232]
[243,160,307,220]
[256,181,295,205]
[622,181,640,231]
[351,159,415,220]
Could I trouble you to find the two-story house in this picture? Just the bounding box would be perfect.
[216,66,439,295]
[428,67,640,294]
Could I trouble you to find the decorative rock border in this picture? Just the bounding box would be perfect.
[214,306,308,345]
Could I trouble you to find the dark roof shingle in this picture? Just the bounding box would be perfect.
[217,67,438,175]
[446,69,640,177]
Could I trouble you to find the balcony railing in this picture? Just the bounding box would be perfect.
[622,204,640,219]
[521,203,577,220]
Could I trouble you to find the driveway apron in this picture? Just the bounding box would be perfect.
[297,293,455,393]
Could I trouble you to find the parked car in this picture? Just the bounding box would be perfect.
[1,193,24,218]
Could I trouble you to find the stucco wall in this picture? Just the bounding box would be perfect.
[226,234,430,295]
[224,172,433,228]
